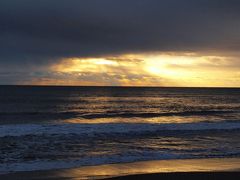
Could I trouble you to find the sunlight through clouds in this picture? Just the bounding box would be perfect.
[33,53,240,87]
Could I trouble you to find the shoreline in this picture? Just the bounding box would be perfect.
[1,158,240,179]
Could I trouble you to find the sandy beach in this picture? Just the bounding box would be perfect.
[1,158,240,180]
[108,172,240,180]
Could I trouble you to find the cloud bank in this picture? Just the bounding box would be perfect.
[1,0,240,86]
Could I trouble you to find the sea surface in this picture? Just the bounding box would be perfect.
[0,86,240,173]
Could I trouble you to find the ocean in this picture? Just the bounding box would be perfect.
[0,86,240,173]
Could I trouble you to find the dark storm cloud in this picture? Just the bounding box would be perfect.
[1,0,240,66]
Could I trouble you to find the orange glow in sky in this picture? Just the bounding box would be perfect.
[28,52,240,87]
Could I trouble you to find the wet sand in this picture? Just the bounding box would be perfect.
[107,172,240,180]
[1,158,240,180]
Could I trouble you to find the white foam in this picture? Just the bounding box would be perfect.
[0,152,187,174]
[0,122,240,137]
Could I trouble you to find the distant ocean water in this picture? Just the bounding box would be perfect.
[0,86,240,173]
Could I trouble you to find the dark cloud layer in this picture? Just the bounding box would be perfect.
[1,0,240,66]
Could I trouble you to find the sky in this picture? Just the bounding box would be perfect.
[1,0,240,87]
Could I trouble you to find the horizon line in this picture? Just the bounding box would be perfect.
[0,85,240,89]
